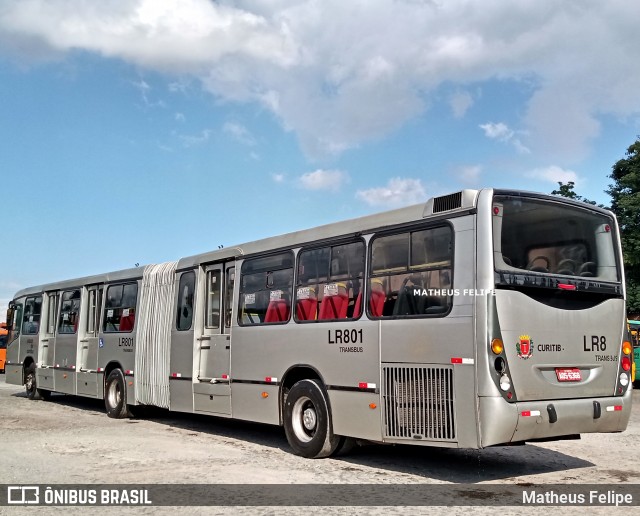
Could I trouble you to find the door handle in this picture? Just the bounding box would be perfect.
[197,336,212,341]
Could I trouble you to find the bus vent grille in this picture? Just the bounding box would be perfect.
[382,365,456,441]
[433,192,462,213]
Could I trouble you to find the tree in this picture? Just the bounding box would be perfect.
[607,138,640,314]
[551,181,602,207]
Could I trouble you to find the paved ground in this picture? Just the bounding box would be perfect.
[1,374,638,514]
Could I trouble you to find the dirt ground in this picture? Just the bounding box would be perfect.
[1,374,638,515]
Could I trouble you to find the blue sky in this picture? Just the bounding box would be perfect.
[1,0,640,315]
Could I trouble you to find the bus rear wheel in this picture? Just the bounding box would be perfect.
[284,379,339,458]
[105,369,130,419]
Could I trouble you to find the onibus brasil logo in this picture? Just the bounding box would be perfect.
[517,334,534,359]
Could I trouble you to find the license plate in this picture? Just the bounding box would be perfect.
[555,368,582,382]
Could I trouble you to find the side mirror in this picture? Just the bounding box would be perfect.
[5,306,14,332]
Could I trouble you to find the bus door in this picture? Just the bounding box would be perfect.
[37,292,58,390]
[53,288,81,395]
[77,285,102,396]
[193,263,233,415]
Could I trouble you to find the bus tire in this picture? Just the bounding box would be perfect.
[105,369,130,419]
[334,436,357,456]
[25,364,43,400]
[284,379,339,458]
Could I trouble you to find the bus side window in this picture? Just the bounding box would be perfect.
[103,283,138,333]
[58,290,81,334]
[239,253,293,326]
[369,226,453,318]
[22,296,42,335]
[294,241,365,323]
[177,271,196,331]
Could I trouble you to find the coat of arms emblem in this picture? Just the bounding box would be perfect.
[516,334,533,359]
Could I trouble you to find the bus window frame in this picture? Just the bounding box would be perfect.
[293,237,366,324]
[367,221,455,320]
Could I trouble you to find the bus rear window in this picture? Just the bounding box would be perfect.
[493,196,619,282]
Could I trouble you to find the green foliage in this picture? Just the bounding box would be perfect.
[550,139,640,314]
[607,138,640,314]
[551,181,602,207]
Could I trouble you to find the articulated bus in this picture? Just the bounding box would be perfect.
[4,189,633,457]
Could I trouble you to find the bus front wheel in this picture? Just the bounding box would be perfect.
[284,379,339,458]
[25,364,49,400]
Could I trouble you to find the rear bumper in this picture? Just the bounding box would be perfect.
[479,387,632,447]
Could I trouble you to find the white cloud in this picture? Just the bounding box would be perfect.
[449,90,474,119]
[178,129,211,147]
[480,122,530,154]
[298,169,348,192]
[356,177,427,208]
[223,122,256,146]
[525,166,579,185]
[457,165,482,184]
[271,173,285,183]
[480,122,513,141]
[175,112,186,122]
[1,1,640,158]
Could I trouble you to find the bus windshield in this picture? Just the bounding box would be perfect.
[493,195,620,288]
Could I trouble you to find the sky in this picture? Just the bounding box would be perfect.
[1,0,640,316]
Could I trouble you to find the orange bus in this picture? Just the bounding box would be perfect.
[0,322,7,373]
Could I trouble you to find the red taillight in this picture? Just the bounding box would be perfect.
[558,283,576,290]
[621,357,631,371]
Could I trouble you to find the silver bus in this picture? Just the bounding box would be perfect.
[4,188,633,457]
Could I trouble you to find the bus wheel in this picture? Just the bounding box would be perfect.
[284,379,339,458]
[334,436,357,456]
[25,364,43,401]
[105,369,130,419]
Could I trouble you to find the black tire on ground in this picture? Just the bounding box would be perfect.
[25,364,43,400]
[105,369,130,418]
[334,436,357,456]
[283,379,339,458]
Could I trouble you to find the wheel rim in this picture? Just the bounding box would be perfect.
[292,395,317,443]
[25,373,34,392]
[107,380,121,408]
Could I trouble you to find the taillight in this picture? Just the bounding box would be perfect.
[621,356,631,372]
[622,341,632,356]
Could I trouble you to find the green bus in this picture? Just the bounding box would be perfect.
[629,320,640,387]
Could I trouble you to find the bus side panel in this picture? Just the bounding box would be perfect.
[4,330,21,385]
[378,216,479,448]
[5,364,23,386]
[169,327,195,413]
[230,321,380,433]
[36,368,55,391]
[329,390,382,441]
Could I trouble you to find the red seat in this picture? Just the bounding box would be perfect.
[119,313,135,331]
[265,299,290,323]
[296,298,318,321]
[369,280,386,317]
[352,292,362,319]
[319,284,349,320]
